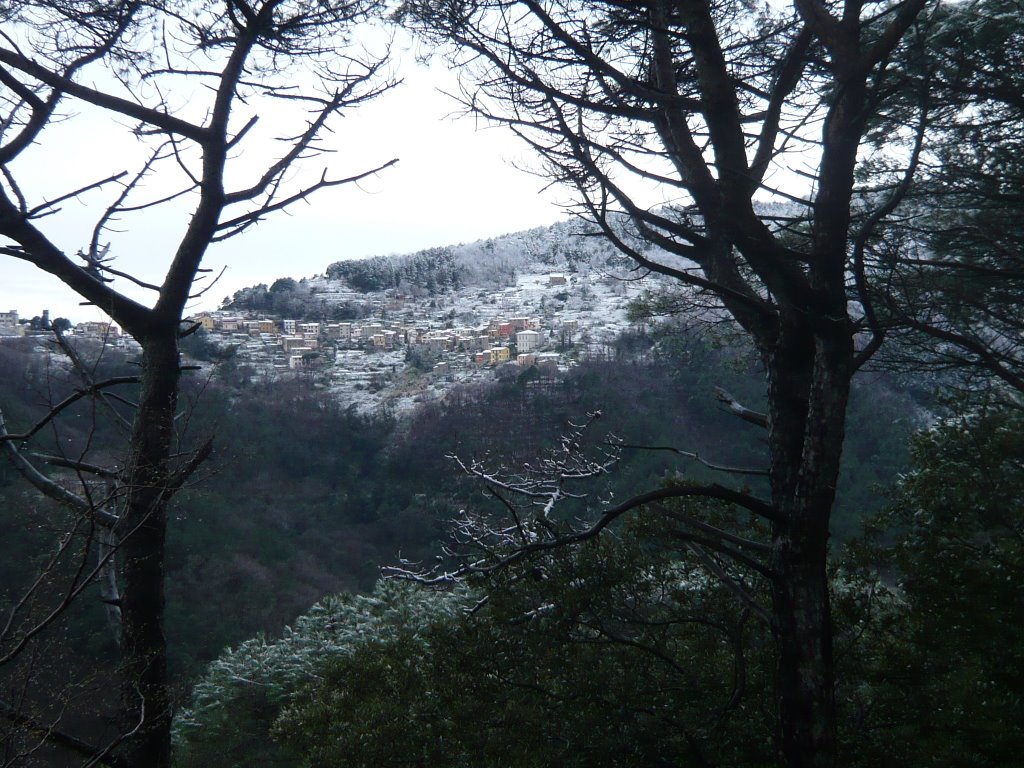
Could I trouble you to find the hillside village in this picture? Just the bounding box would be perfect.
[189,264,656,413]
[1,221,673,415]
[0,308,139,350]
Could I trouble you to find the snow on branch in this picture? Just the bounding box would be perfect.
[384,413,775,590]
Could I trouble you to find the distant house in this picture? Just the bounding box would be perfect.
[488,346,511,365]
[247,318,277,334]
[77,321,121,339]
[336,323,353,341]
[516,329,541,353]
[191,313,216,331]
[548,274,567,286]
[323,322,350,340]
[0,310,21,336]
[281,335,310,352]
[287,348,316,369]
[536,353,560,375]
[424,334,452,353]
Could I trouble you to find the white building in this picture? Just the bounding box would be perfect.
[516,329,542,352]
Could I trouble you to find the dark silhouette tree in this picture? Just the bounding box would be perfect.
[396,2,932,766]
[0,2,395,765]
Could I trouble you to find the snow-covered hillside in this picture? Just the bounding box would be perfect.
[208,218,703,414]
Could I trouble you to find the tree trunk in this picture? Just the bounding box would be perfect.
[116,333,179,768]
[771,516,837,768]
[765,319,853,768]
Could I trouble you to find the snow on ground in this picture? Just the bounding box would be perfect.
[313,263,651,415]
[212,254,670,417]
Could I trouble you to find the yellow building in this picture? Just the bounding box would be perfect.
[488,346,511,364]
[191,313,216,331]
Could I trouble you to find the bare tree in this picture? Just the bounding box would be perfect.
[0,1,396,765]
[396,2,931,766]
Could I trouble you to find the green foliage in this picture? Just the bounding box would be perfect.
[168,317,917,678]
[842,405,1024,765]
[171,381,993,768]
[2,318,923,766]
[0,318,918,693]
[205,517,780,768]
[173,580,470,768]
[181,414,1022,767]
[164,379,423,673]
[832,373,920,538]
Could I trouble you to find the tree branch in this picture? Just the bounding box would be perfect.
[713,387,769,429]
[0,377,138,444]
[0,699,128,768]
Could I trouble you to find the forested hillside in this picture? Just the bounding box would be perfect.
[223,217,639,319]
[321,219,633,294]
[0,318,920,679]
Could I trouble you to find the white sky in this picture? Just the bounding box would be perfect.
[0,29,569,324]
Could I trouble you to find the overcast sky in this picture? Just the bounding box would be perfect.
[0,30,569,324]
